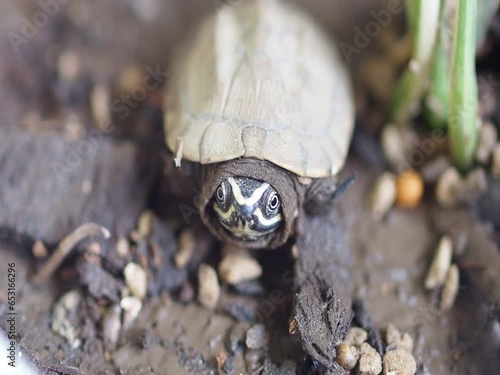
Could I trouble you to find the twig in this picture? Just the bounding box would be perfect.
[33,223,110,283]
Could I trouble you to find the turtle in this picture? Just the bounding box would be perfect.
[163,0,355,371]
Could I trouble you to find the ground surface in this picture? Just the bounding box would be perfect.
[1,158,499,374]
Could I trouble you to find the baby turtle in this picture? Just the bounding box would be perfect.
[164,0,354,370]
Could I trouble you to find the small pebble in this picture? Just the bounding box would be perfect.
[51,290,82,349]
[120,296,142,330]
[32,240,48,258]
[369,172,396,220]
[227,322,251,354]
[425,235,453,290]
[137,210,154,238]
[288,318,297,336]
[420,155,450,183]
[336,342,360,370]
[198,264,220,309]
[440,264,459,310]
[58,50,80,81]
[358,342,382,375]
[475,121,498,164]
[91,84,111,124]
[435,167,462,207]
[215,352,228,369]
[116,237,130,258]
[174,228,196,268]
[222,355,235,374]
[117,65,144,94]
[245,349,264,372]
[124,262,147,299]
[381,124,407,169]
[219,253,262,284]
[102,304,122,349]
[395,170,424,208]
[246,324,269,349]
[383,349,417,375]
[461,167,488,200]
[400,333,414,354]
[384,324,401,347]
[492,143,500,177]
[384,324,414,353]
[344,327,368,347]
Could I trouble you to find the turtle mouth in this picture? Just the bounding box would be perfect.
[218,215,280,241]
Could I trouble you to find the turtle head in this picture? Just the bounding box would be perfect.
[212,177,283,241]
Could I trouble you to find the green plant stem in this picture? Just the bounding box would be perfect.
[390,0,441,126]
[423,0,449,129]
[448,0,479,171]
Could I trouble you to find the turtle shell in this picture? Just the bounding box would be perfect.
[165,0,354,178]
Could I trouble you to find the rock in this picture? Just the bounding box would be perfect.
[124,262,147,299]
[90,84,111,125]
[358,343,382,375]
[381,124,407,169]
[384,324,401,348]
[57,50,80,81]
[435,167,462,208]
[337,343,360,370]
[215,352,228,370]
[197,264,220,309]
[137,209,154,238]
[383,349,417,375]
[245,349,264,373]
[120,296,142,330]
[227,322,251,354]
[475,121,498,164]
[440,264,460,310]
[116,237,130,258]
[344,327,368,347]
[51,290,82,349]
[219,253,263,285]
[460,167,488,200]
[32,240,48,258]
[492,143,500,177]
[222,355,235,374]
[424,235,453,290]
[246,324,269,349]
[384,324,414,353]
[421,155,450,183]
[117,64,145,94]
[399,333,414,354]
[174,228,196,268]
[369,172,396,220]
[102,304,122,349]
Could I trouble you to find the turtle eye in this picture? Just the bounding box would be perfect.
[215,181,230,210]
[266,191,281,215]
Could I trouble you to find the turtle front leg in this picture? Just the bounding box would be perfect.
[291,208,353,374]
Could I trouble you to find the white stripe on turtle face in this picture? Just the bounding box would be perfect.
[213,202,235,220]
[253,208,282,226]
[227,177,270,206]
